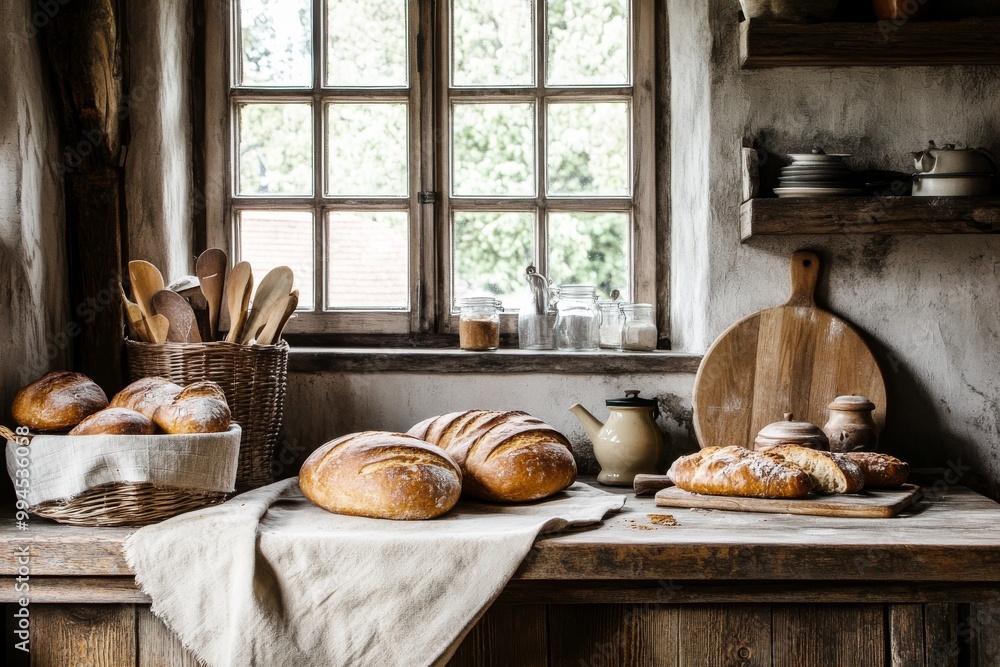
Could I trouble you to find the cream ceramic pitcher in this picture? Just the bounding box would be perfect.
[569,390,664,486]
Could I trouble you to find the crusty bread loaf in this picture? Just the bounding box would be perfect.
[668,446,815,499]
[299,431,462,520]
[767,445,865,494]
[844,452,910,488]
[12,371,109,432]
[69,407,156,436]
[109,377,183,420]
[153,383,231,435]
[407,410,577,502]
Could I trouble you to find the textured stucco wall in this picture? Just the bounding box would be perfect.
[126,0,194,280]
[670,0,1000,488]
[0,2,69,422]
[278,372,697,478]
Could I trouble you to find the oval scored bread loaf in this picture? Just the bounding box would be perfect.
[407,410,577,502]
[299,431,463,520]
[767,445,865,494]
[69,407,156,436]
[12,371,109,431]
[153,382,232,435]
[109,377,183,420]
[844,452,910,488]
[668,446,815,499]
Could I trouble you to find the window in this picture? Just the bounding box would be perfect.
[218,0,657,339]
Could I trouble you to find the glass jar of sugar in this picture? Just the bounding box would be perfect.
[618,303,657,352]
[459,297,502,351]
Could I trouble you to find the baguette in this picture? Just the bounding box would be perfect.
[407,410,577,502]
[844,452,910,488]
[767,445,865,494]
[12,371,109,432]
[299,431,462,520]
[668,446,814,499]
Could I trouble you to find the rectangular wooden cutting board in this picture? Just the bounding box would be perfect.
[654,484,923,518]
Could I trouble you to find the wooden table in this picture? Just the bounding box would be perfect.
[3,481,1000,666]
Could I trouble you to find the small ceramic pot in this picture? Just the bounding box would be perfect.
[824,396,879,453]
[754,413,830,451]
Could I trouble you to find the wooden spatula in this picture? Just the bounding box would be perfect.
[128,261,169,343]
[692,251,887,449]
[119,283,151,342]
[224,261,253,344]
[241,266,294,345]
[254,290,298,346]
[152,289,202,343]
[196,248,228,341]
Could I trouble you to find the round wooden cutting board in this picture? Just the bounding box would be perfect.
[692,251,887,449]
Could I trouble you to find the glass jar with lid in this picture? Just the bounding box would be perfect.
[553,285,600,351]
[618,303,657,352]
[598,300,626,349]
[459,297,502,351]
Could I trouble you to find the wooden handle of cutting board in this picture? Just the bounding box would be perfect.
[785,251,820,308]
[633,474,673,497]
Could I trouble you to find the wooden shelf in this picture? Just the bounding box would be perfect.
[740,196,1000,240]
[740,18,1000,68]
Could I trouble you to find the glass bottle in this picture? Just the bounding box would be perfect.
[459,297,502,351]
[618,303,657,352]
[553,285,600,351]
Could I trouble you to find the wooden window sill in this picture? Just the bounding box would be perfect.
[287,348,703,374]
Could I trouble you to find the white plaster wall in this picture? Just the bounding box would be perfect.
[280,372,697,478]
[126,0,194,280]
[0,1,69,422]
[670,0,1000,487]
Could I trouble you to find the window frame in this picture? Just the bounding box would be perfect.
[204,0,661,343]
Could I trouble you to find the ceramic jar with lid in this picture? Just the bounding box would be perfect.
[823,395,879,453]
[754,413,830,451]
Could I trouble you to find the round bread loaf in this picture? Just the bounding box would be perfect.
[844,452,910,488]
[12,371,109,431]
[69,407,156,436]
[299,431,463,520]
[109,377,183,420]
[153,385,232,435]
[407,410,577,502]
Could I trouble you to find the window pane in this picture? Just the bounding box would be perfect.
[546,0,629,86]
[327,212,408,309]
[548,212,628,300]
[452,103,535,197]
[452,0,534,87]
[238,0,312,87]
[326,0,408,87]
[238,210,315,309]
[237,103,313,196]
[453,212,533,305]
[326,103,408,197]
[547,102,629,196]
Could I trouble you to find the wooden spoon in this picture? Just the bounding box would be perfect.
[152,290,202,343]
[255,290,298,345]
[129,260,164,322]
[224,262,253,344]
[241,266,294,344]
[119,283,151,342]
[196,248,228,341]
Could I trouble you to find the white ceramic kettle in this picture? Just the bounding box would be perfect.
[912,142,997,175]
[569,390,664,486]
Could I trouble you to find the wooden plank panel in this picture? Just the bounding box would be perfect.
[740,197,1000,241]
[967,602,1000,667]
[740,19,1000,68]
[548,603,679,667]
[772,604,884,667]
[447,604,547,667]
[137,607,199,667]
[924,603,959,667]
[889,604,925,666]
[677,604,770,666]
[32,604,135,667]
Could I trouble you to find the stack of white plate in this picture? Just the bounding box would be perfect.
[774,152,862,198]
